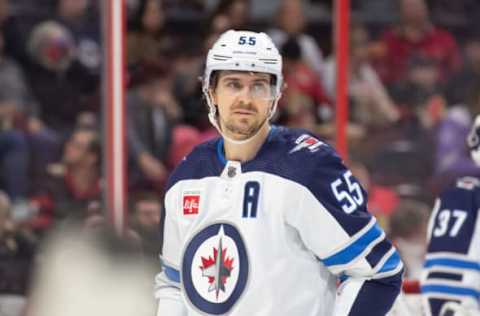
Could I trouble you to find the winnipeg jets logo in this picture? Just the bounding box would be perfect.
[182,223,249,315]
[200,226,235,299]
[289,134,325,154]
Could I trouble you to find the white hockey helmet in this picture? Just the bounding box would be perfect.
[202,30,283,129]
[467,114,480,166]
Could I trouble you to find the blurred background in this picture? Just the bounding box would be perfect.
[0,0,479,314]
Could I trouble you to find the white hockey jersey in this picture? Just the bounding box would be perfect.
[155,127,403,316]
[421,177,480,316]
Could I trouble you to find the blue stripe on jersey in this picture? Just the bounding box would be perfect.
[338,273,349,283]
[421,284,480,300]
[323,224,383,267]
[216,138,227,166]
[163,264,181,283]
[365,240,392,267]
[424,258,480,271]
[378,251,401,273]
[427,271,463,281]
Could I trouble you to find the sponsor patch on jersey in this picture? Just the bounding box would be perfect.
[182,223,249,315]
[183,191,201,215]
[289,134,325,154]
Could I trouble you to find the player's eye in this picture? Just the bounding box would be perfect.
[252,82,267,91]
[225,81,242,90]
[251,82,270,97]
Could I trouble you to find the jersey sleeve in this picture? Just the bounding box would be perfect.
[154,186,187,316]
[421,178,480,316]
[285,149,403,316]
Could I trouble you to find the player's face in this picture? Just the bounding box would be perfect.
[212,71,274,141]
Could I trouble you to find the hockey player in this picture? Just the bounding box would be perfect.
[155,30,403,316]
[421,116,480,316]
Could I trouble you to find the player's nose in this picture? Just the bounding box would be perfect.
[236,86,254,103]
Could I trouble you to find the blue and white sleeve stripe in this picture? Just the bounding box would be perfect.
[424,253,480,272]
[421,284,480,300]
[320,218,403,278]
[421,252,480,301]
[320,218,403,316]
[373,248,404,277]
[155,259,182,300]
[321,219,385,272]
[158,258,181,287]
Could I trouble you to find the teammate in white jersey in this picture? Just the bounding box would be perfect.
[421,116,480,316]
[155,30,403,316]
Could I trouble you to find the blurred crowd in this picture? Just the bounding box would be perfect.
[0,0,480,314]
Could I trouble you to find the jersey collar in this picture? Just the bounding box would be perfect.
[216,125,278,167]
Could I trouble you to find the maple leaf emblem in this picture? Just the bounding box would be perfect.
[199,226,235,300]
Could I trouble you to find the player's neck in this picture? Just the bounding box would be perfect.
[223,124,270,163]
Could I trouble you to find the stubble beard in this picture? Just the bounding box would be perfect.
[223,115,263,140]
[218,100,272,140]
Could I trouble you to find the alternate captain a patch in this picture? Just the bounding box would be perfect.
[182,223,249,315]
[183,191,201,215]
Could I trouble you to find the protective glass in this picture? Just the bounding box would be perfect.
[216,76,277,101]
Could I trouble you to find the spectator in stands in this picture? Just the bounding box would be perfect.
[209,0,251,31]
[0,26,32,203]
[130,191,162,263]
[0,97,29,203]
[54,0,102,75]
[445,30,480,106]
[280,35,331,128]
[205,0,252,59]
[0,191,37,316]
[127,0,174,69]
[429,0,480,32]
[8,2,95,198]
[268,0,325,80]
[351,0,397,25]
[0,27,39,124]
[0,25,62,196]
[31,127,102,230]
[323,21,399,129]
[0,0,7,26]
[0,130,29,203]
[373,0,462,85]
[389,199,429,279]
[127,63,178,191]
[25,20,99,135]
[171,39,210,131]
[1,0,46,66]
[390,55,446,129]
